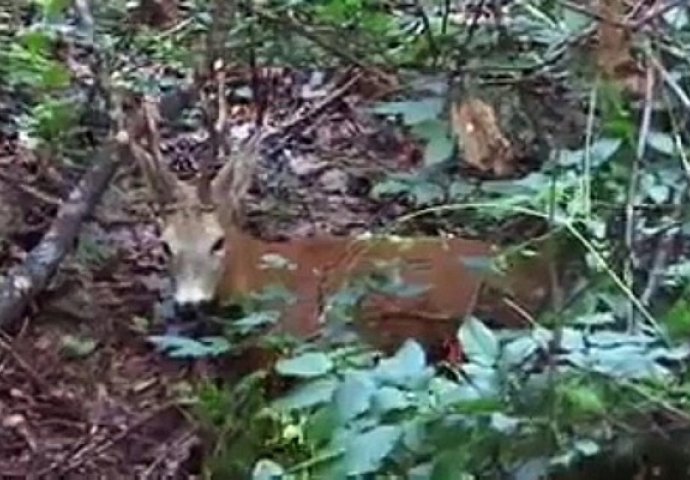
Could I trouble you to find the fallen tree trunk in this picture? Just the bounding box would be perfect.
[0,140,129,329]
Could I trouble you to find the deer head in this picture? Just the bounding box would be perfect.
[129,96,260,318]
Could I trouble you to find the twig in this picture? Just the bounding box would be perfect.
[624,63,655,333]
[559,0,685,30]
[141,428,199,479]
[281,71,363,135]
[0,170,62,206]
[640,223,678,307]
[45,401,183,476]
[558,0,629,28]
[412,0,438,62]
[647,49,690,110]
[632,0,687,29]
[73,0,94,42]
[0,334,52,393]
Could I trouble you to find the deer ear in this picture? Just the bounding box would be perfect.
[211,131,261,226]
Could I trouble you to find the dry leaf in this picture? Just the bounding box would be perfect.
[451,98,516,177]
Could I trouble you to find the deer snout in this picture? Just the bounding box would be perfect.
[173,300,211,319]
[172,286,216,319]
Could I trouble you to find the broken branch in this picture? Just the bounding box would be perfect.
[0,138,131,329]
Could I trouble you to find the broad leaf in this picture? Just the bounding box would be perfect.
[273,378,338,411]
[233,311,280,334]
[459,363,500,397]
[502,336,540,367]
[342,425,402,475]
[334,371,376,421]
[276,352,334,378]
[410,181,446,205]
[646,131,676,156]
[373,386,411,414]
[373,339,430,389]
[562,384,606,415]
[458,317,499,367]
[412,119,455,166]
[572,312,616,327]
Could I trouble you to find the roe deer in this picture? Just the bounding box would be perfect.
[125,96,554,352]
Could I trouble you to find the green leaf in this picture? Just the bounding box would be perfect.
[459,255,500,277]
[562,9,592,32]
[664,7,688,28]
[490,412,519,434]
[430,450,470,480]
[305,405,340,447]
[276,352,334,378]
[342,425,402,475]
[373,339,431,389]
[663,297,690,339]
[37,0,71,19]
[572,312,616,326]
[273,378,338,411]
[334,371,376,421]
[558,138,622,168]
[412,120,454,166]
[370,98,443,125]
[233,311,280,334]
[147,335,230,358]
[646,131,677,156]
[251,284,297,307]
[459,363,500,397]
[562,384,606,415]
[373,386,410,414]
[457,317,499,367]
[502,336,540,367]
[590,137,623,167]
[448,181,476,199]
[410,182,445,205]
[371,178,410,199]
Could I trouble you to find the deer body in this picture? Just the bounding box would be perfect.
[219,230,491,340]
[125,96,552,352]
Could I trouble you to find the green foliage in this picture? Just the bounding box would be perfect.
[276,352,334,378]
[371,97,454,166]
[148,335,231,358]
[189,316,690,478]
[18,97,78,145]
[4,31,71,91]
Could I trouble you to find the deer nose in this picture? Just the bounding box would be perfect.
[173,299,215,319]
[173,301,202,319]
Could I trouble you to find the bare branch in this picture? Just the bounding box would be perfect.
[0,138,131,329]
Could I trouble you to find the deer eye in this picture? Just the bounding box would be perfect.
[210,236,225,254]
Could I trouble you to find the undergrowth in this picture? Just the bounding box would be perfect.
[4,0,690,479]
